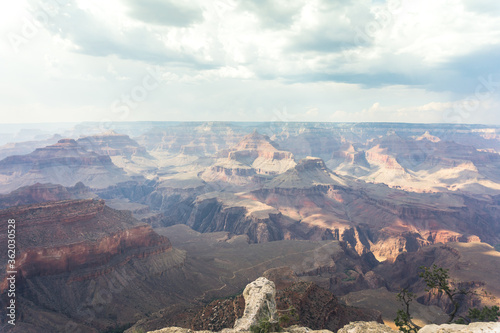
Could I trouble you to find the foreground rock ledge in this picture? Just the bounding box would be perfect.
[146,277,500,333]
[147,322,500,333]
[418,322,500,332]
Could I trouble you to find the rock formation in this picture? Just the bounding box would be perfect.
[374,242,500,320]
[337,321,398,332]
[418,322,500,332]
[1,122,499,332]
[0,199,172,291]
[0,199,206,332]
[0,138,131,193]
[146,277,500,333]
[233,277,278,331]
[146,275,383,333]
[202,131,296,185]
[147,321,500,333]
[0,182,93,208]
[77,131,151,158]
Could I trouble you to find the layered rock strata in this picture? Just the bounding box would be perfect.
[0,199,192,332]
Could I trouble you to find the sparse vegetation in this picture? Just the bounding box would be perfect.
[419,264,470,323]
[250,318,280,333]
[455,305,500,324]
[395,264,498,332]
[249,305,298,333]
[394,289,420,333]
[277,306,299,326]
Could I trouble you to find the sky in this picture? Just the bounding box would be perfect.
[1,0,500,124]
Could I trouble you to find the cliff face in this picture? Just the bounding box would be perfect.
[0,199,171,291]
[64,125,500,263]
[0,199,198,333]
[0,139,130,193]
[129,155,500,261]
[0,182,93,209]
[186,197,284,243]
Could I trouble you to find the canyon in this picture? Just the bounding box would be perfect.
[0,122,499,332]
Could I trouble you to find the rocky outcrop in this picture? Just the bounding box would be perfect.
[145,269,383,333]
[233,277,278,331]
[264,157,346,189]
[191,296,246,331]
[147,321,500,333]
[337,321,398,332]
[274,281,383,331]
[418,322,500,332]
[147,275,384,333]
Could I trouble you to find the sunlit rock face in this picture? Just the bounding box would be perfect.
[201,131,296,186]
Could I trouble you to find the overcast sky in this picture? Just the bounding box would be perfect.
[1,0,499,124]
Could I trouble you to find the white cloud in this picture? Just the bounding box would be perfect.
[0,0,499,124]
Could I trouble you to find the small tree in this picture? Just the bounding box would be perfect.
[419,264,469,323]
[395,264,498,331]
[394,289,420,333]
[456,305,500,324]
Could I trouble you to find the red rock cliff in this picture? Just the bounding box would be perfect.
[0,199,171,292]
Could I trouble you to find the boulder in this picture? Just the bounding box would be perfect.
[233,277,278,331]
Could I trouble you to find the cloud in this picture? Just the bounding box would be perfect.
[462,0,500,16]
[23,0,212,67]
[124,0,203,27]
[286,0,375,53]
[239,0,303,29]
[2,0,500,124]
